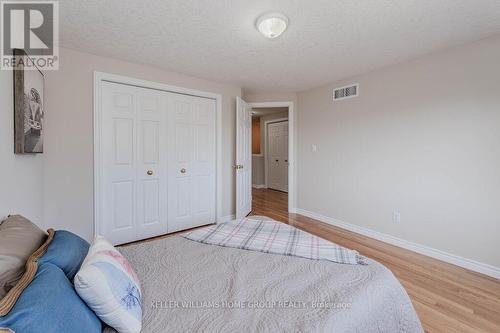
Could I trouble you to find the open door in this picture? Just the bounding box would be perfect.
[236,96,252,219]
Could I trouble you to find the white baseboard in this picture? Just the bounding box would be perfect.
[252,184,266,189]
[295,208,500,280]
[217,214,235,223]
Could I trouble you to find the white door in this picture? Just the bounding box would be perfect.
[136,88,168,240]
[236,97,252,219]
[267,121,289,192]
[100,82,167,245]
[167,93,216,232]
[99,81,217,244]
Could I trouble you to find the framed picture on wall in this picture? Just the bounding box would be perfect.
[13,49,45,154]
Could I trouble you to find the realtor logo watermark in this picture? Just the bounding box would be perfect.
[1,0,59,70]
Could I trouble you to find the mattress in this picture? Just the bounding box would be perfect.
[116,235,423,332]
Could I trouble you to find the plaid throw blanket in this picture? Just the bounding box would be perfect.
[182,216,366,265]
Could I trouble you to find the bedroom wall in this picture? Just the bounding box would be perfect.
[252,117,261,155]
[243,92,297,105]
[0,70,44,226]
[43,47,241,241]
[296,35,500,269]
[252,116,265,186]
[252,155,265,186]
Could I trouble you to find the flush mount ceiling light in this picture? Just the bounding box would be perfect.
[256,12,289,39]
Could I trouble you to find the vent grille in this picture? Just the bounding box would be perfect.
[333,84,359,101]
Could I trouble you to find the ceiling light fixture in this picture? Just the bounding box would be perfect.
[256,12,289,39]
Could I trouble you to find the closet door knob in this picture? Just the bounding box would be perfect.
[147,170,153,176]
[180,168,186,174]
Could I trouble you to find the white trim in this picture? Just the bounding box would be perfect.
[263,118,288,192]
[217,214,236,223]
[93,71,223,237]
[296,208,500,280]
[248,101,295,213]
[250,102,291,108]
[252,184,266,189]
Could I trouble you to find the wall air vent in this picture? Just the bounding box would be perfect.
[333,83,359,101]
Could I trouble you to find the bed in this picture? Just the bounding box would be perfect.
[116,217,423,333]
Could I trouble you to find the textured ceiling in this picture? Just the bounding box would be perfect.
[59,0,500,93]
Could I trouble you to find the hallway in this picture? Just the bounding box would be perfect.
[251,188,288,222]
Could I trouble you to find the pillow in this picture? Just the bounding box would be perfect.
[0,263,102,333]
[0,229,54,316]
[0,215,47,298]
[75,236,142,333]
[38,230,90,280]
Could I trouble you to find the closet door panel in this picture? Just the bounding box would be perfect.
[101,82,167,245]
[101,82,137,245]
[168,97,193,231]
[176,178,191,217]
[167,94,216,232]
[192,103,215,217]
[194,176,211,213]
[111,181,134,229]
[142,121,159,163]
[136,90,167,240]
[192,99,216,223]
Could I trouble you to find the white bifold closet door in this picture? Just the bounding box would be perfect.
[100,81,216,245]
[166,93,216,233]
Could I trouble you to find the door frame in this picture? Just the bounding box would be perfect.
[93,71,223,238]
[264,118,289,192]
[248,101,295,213]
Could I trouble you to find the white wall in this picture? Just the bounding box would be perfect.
[0,70,44,226]
[43,48,241,240]
[297,35,500,268]
[252,154,265,186]
[244,92,297,105]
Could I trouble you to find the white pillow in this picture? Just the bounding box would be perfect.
[74,236,142,333]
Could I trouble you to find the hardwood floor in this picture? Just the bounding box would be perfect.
[251,188,500,333]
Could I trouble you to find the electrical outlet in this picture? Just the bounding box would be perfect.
[393,210,401,224]
[311,144,317,152]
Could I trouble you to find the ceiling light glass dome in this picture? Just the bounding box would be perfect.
[256,13,289,39]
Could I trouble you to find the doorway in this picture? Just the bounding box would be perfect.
[250,105,290,217]
[235,99,295,219]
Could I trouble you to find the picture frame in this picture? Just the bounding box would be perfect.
[13,49,45,154]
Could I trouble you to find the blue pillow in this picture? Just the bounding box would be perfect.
[0,263,101,333]
[38,230,90,280]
